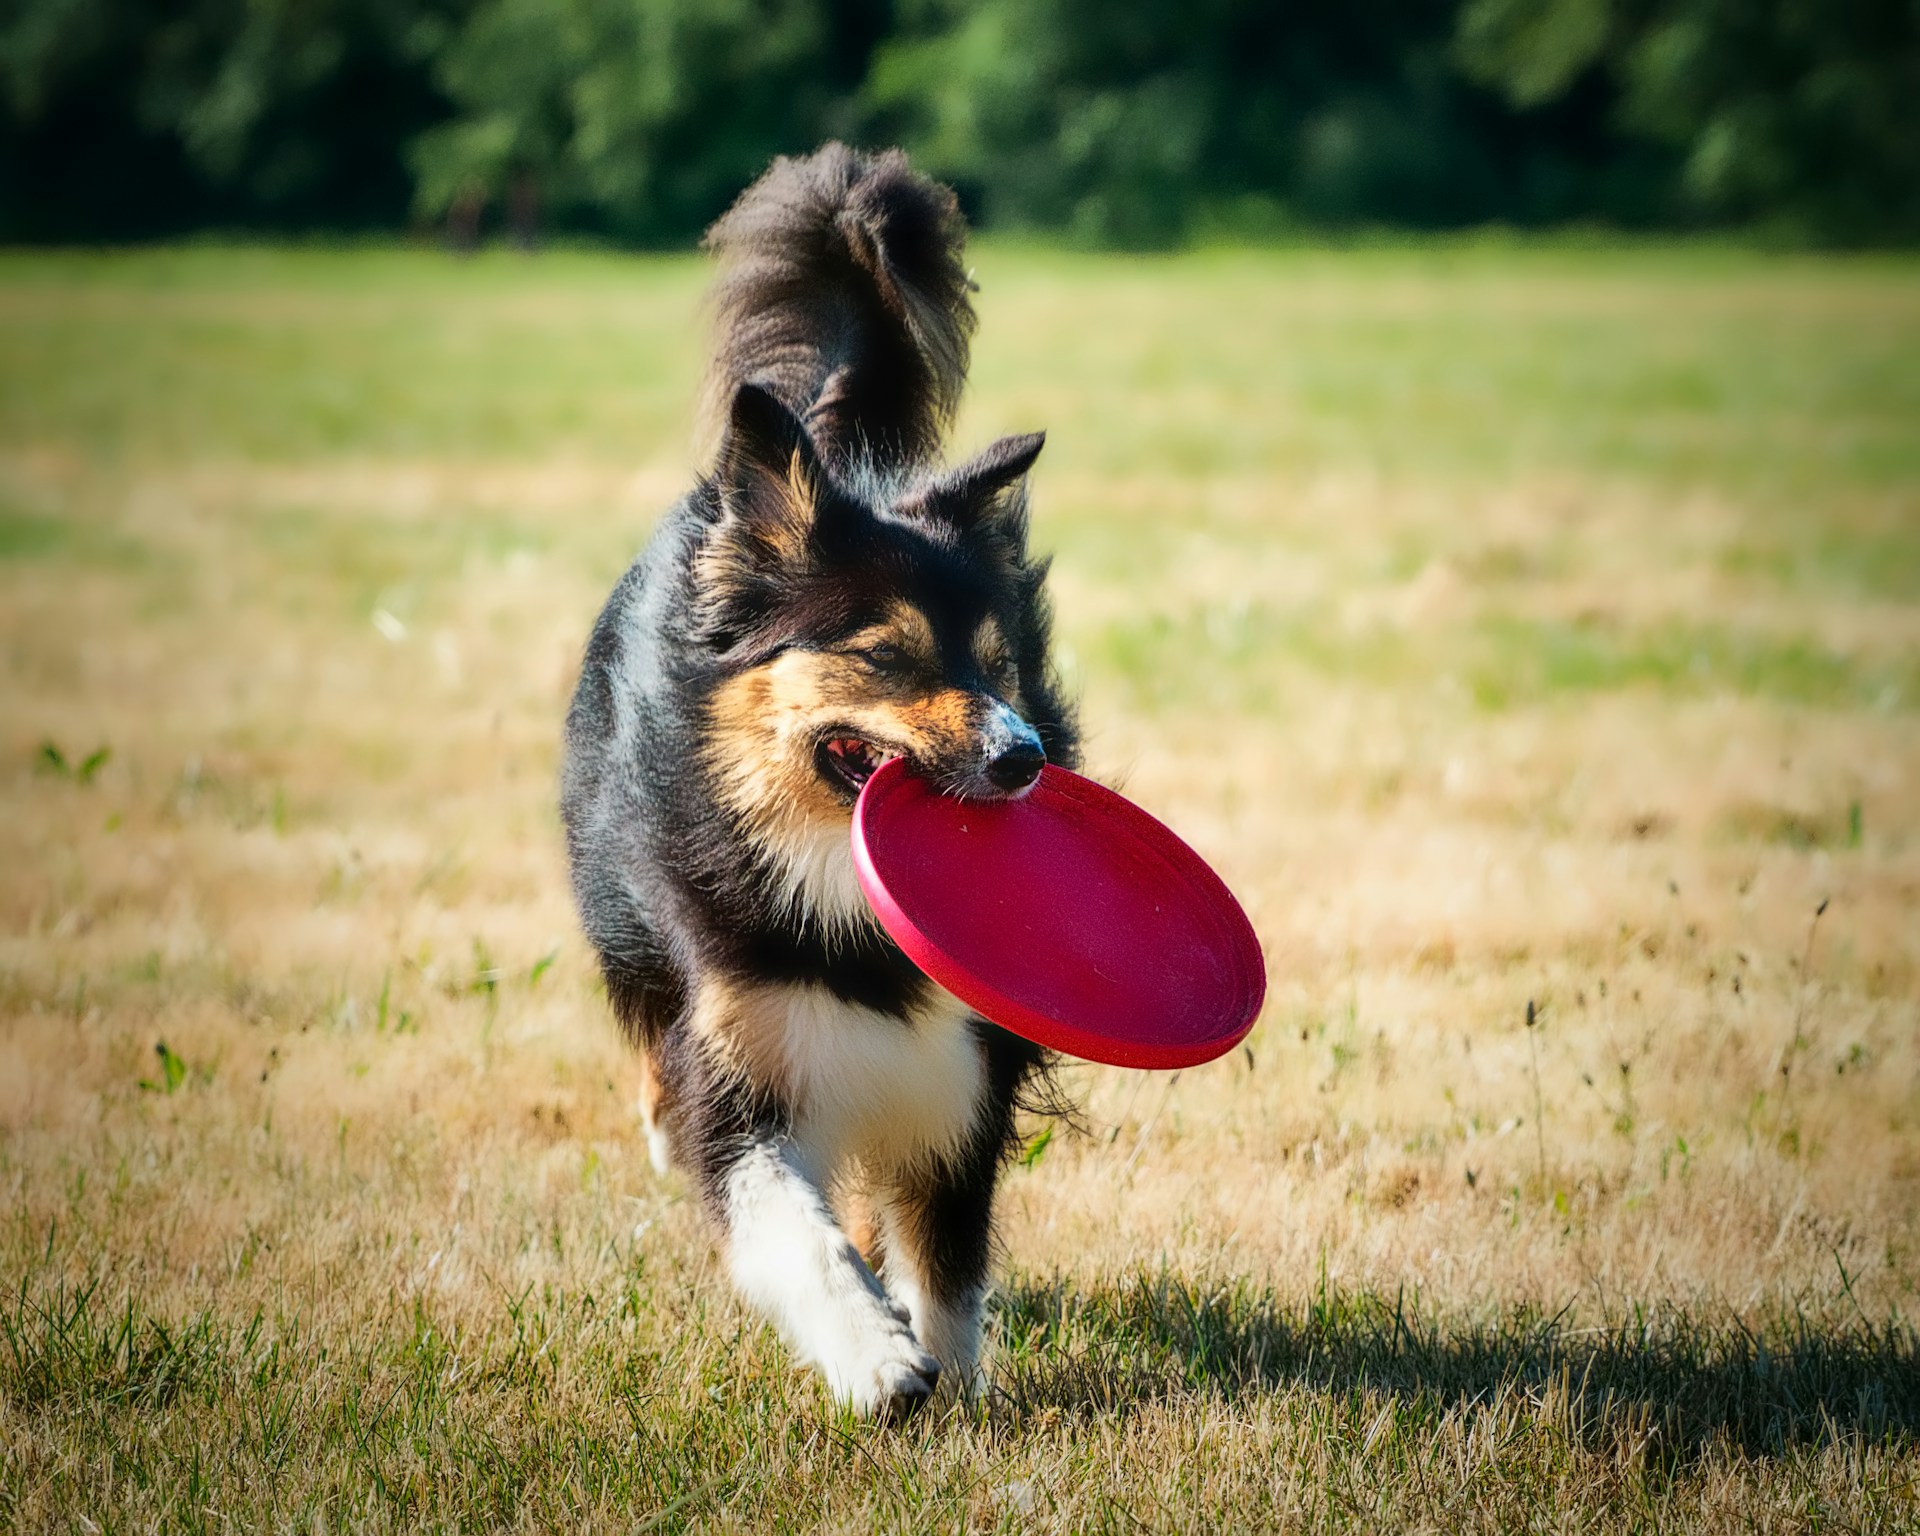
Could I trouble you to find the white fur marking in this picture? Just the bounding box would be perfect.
[772,983,984,1175]
[725,1142,940,1414]
[765,818,875,938]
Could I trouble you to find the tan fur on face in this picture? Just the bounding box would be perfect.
[705,657,849,838]
[703,650,905,929]
[969,615,1034,721]
[971,615,1006,669]
[869,601,938,667]
[704,643,1004,927]
[705,651,985,822]
[892,687,979,755]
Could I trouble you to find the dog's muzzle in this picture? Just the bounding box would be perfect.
[980,700,1045,795]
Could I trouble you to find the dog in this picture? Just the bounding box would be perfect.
[561,144,1078,1419]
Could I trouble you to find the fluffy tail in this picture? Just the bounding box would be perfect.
[702,143,975,472]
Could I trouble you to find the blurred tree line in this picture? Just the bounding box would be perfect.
[3,0,1914,246]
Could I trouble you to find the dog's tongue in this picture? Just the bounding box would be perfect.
[826,737,877,780]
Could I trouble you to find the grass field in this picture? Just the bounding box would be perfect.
[2,240,1918,1531]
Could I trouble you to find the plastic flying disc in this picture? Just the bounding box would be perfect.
[851,759,1265,1069]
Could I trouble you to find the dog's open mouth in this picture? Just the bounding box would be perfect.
[815,734,901,798]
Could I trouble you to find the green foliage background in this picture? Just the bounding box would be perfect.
[3,0,1915,245]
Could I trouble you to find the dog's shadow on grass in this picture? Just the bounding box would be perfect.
[989,1271,1918,1462]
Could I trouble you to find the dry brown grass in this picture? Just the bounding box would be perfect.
[2,245,1917,1531]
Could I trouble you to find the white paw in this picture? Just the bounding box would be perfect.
[890,1277,985,1404]
[821,1316,942,1421]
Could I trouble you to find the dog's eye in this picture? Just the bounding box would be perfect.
[857,642,911,674]
[979,648,1015,686]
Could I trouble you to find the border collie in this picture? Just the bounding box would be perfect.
[562,144,1077,1419]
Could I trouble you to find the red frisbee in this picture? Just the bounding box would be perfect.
[851,759,1265,1069]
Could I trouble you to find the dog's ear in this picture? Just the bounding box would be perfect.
[898,431,1044,551]
[696,385,829,651]
[713,383,829,561]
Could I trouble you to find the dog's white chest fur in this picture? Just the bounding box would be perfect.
[772,983,983,1174]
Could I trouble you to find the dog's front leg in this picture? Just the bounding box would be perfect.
[879,1143,1002,1403]
[720,1138,942,1418]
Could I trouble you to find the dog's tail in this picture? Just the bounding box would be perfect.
[702,143,975,472]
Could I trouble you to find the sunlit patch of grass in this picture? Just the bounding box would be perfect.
[0,248,708,464]
[1715,800,1865,853]
[1091,602,1421,715]
[967,246,1920,493]
[0,503,70,561]
[243,500,558,623]
[1719,522,1920,604]
[0,488,154,573]
[1090,606,1918,719]
[1467,616,1920,713]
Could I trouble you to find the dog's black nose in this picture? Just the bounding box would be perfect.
[985,740,1046,792]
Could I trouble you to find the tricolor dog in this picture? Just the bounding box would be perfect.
[561,144,1077,1418]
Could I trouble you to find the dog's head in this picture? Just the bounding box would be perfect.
[694,384,1064,923]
